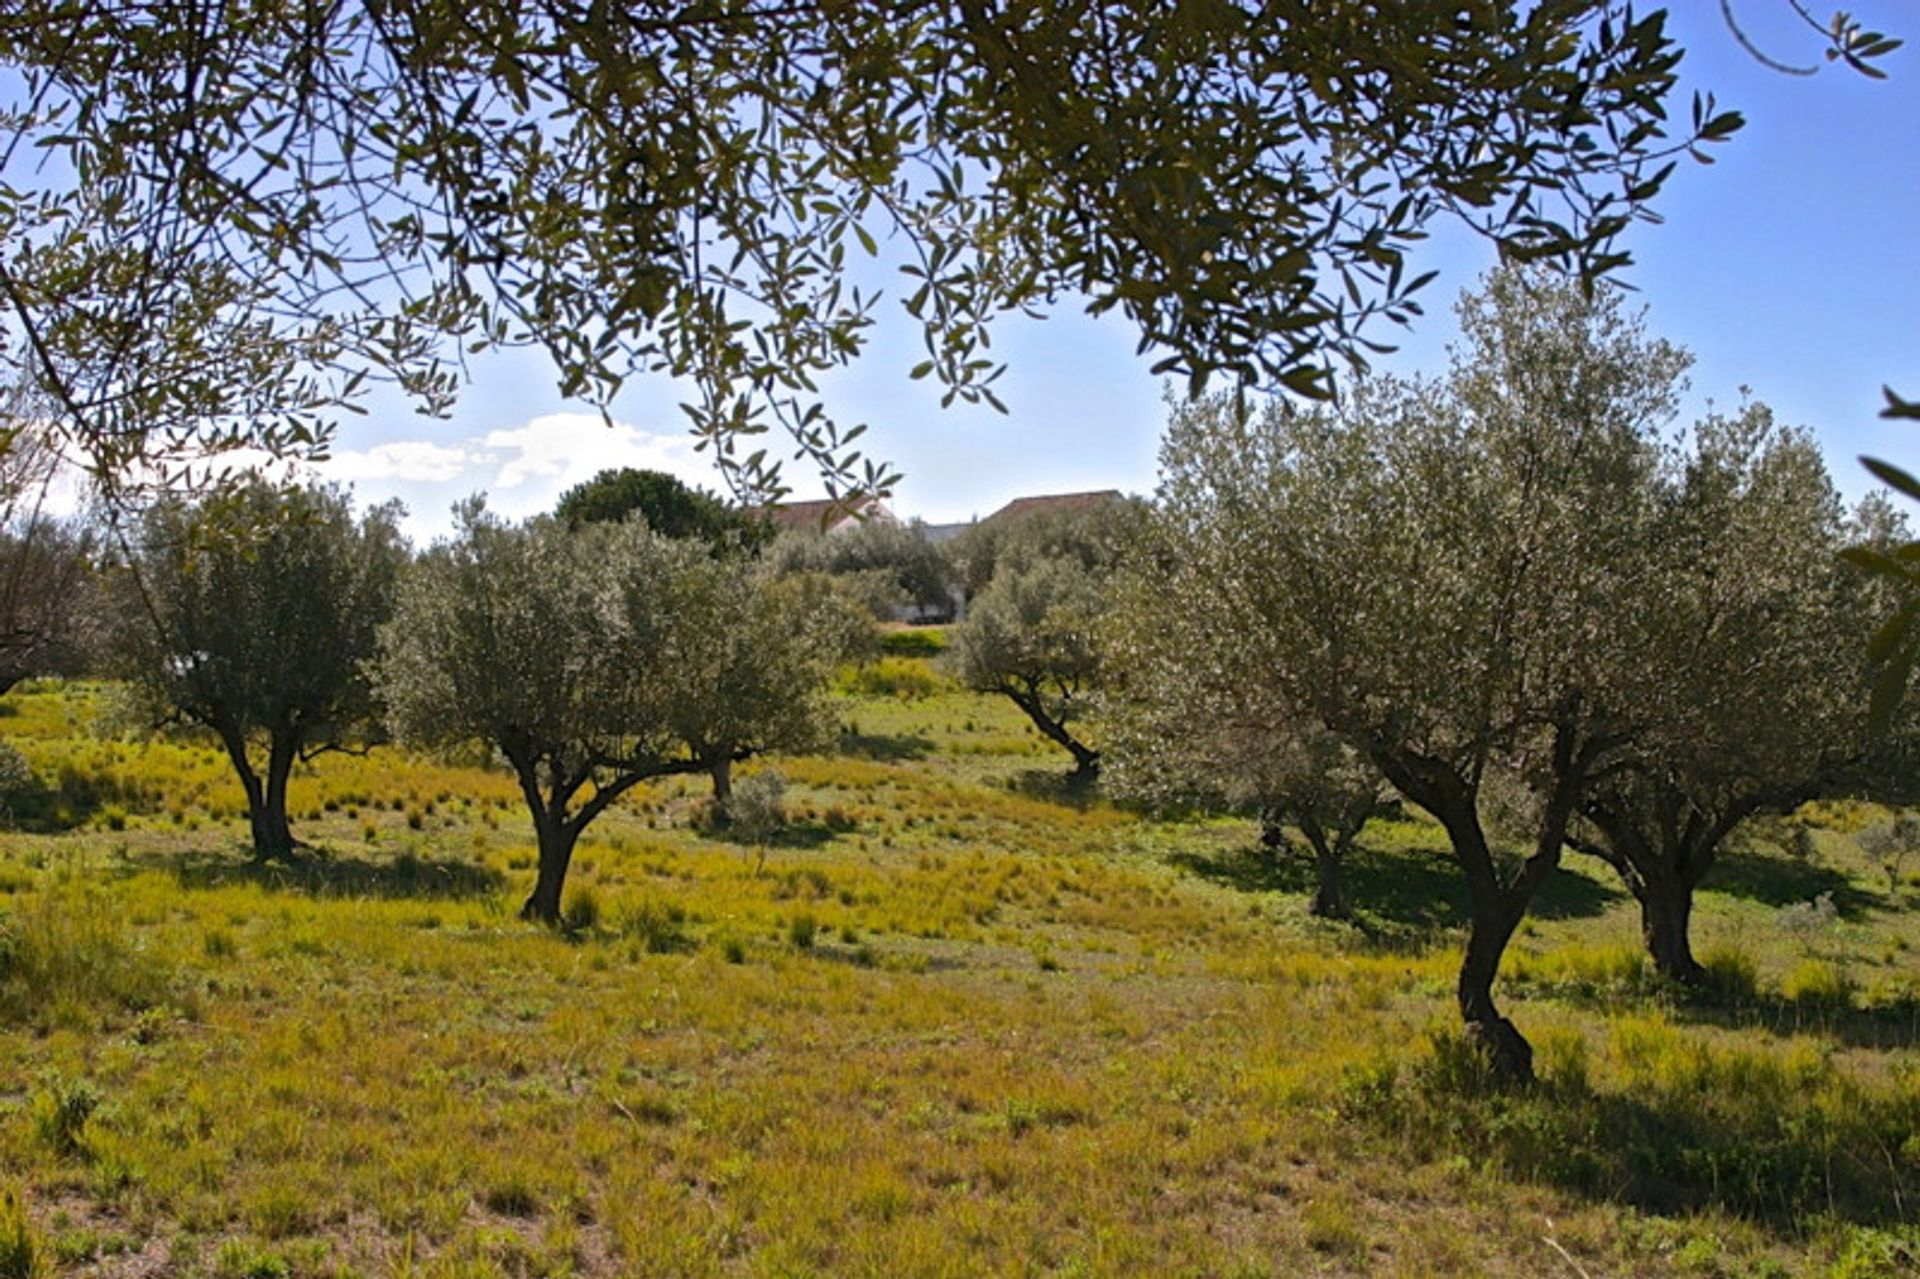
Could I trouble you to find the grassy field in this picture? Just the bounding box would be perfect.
[4,658,1920,1277]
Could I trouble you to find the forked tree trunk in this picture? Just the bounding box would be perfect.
[220,726,297,861]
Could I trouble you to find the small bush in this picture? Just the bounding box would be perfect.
[835,657,948,700]
[1701,943,1759,1002]
[561,884,601,933]
[31,1076,99,1160]
[482,1171,540,1217]
[879,627,949,657]
[1781,958,1854,1011]
[212,1239,290,1279]
[0,1189,45,1279]
[0,890,173,1027]
[0,743,38,824]
[615,898,690,954]
[787,912,818,950]
[726,771,787,851]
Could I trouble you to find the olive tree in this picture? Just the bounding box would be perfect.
[948,496,1145,602]
[766,519,956,621]
[665,568,862,807]
[109,479,408,859]
[1158,269,1683,1077]
[0,400,94,693]
[1103,561,1390,919]
[1568,407,1920,981]
[946,497,1147,780]
[381,504,846,922]
[949,556,1106,782]
[0,3,1726,495]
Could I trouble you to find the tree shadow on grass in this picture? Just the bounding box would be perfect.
[1704,849,1877,917]
[1663,985,1920,1053]
[1379,1053,1920,1236]
[836,731,936,763]
[1169,842,1620,939]
[154,847,504,901]
[1001,768,1099,810]
[705,821,844,852]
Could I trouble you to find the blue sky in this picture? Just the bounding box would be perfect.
[315,4,1920,540]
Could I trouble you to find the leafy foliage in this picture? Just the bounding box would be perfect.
[1156,267,1690,1075]
[1567,403,1917,980]
[0,385,94,693]
[1103,554,1391,919]
[949,555,1106,780]
[105,479,407,858]
[0,2,1727,494]
[380,503,850,920]
[766,519,956,620]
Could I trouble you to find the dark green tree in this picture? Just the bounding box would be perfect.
[554,468,763,548]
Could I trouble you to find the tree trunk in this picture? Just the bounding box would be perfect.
[710,756,733,805]
[215,726,292,862]
[1005,687,1099,782]
[1257,806,1292,857]
[1637,864,1705,985]
[1298,819,1349,919]
[256,732,298,860]
[1458,900,1532,1081]
[520,812,581,925]
[1066,745,1100,785]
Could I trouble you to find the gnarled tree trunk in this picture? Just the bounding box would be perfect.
[1638,860,1705,984]
[1458,898,1532,1080]
[521,809,582,925]
[1298,818,1350,919]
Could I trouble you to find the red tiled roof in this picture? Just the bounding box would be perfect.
[984,490,1123,524]
[762,495,887,532]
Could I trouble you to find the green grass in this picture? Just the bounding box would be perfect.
[1,673,1920,1274]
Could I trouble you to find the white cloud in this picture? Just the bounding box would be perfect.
[322,440,478,485]
[478,412,725,515]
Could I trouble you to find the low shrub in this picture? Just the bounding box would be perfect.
[0,890,173,1028]
[835,657,950,700]
[0,1189,44,1279]
[1781,958,1854,1011]
[879,627,949,657]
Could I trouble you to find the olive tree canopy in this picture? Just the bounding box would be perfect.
[0,2,1729,495]
[0,384,93,693]
[380,504,848,923]
[1157,269,1686,1078]
[1570,407,1920,981]
[108,478,408,859]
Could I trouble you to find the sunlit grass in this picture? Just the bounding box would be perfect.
[1,668,1919,1274]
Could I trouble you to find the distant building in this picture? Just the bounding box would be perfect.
[982,489,1124,525]
[761,496,899,536]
